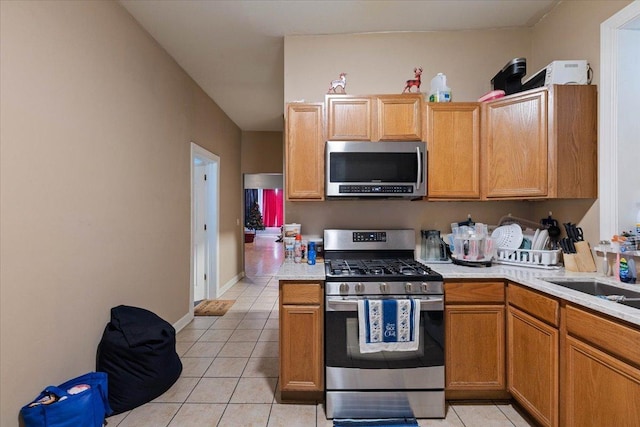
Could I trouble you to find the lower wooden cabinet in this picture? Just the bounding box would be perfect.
[445,281,507,399]
[507,306,559,427]
[507,284,559,427]
[563,304,640,426]
[279,281,324,401]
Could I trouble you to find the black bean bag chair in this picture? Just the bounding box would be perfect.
[96,305,182,415]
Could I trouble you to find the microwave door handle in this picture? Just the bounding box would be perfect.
[416,146,422,190]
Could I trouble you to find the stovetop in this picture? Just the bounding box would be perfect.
[325,258,442,282]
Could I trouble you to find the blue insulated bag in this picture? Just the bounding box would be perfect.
[20,371,112,427]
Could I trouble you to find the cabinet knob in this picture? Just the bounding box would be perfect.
[380,283,388,293]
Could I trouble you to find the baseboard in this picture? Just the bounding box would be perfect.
[217,272,245,297]
[173,311,193,333]
[175,271,245,332]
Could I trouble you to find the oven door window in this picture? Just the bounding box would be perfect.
[325,309,444,369]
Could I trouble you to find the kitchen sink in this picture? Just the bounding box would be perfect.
[545,279,640,299]
[619,300,640,309]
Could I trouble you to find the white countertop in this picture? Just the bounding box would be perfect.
[424,261,640,327]
[275,260,326,280]
[276,259,640,327]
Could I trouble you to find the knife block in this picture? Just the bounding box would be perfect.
[563,241,597,272]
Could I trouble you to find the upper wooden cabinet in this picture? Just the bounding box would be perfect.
[326,94,422,141]
[425,103,481,199]
[376,94,422,141]
[326,95,373,141]
[481,85,597,199]
[285,103,325,201]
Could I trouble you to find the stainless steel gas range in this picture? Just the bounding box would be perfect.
[323,229,445,419]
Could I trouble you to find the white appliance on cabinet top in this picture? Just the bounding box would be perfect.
[522,60,591,90]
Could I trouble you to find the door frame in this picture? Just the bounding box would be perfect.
[599,1,640,240]
[190,142,220,313]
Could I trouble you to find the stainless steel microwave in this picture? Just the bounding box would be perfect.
[325,140,426,198]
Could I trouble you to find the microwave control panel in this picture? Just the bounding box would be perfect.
[338,185,413,194]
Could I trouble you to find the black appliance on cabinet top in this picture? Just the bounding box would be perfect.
[323,229,445,420]
[491,57,527,95]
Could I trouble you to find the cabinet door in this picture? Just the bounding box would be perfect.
[376,95,422,141]
[426,103,480,199]
[326,96,373,141]
[445,305,505,392]
[285,103,324,200]
[482,89,548,198]
[564,336,640,427]
[551,85,598,198]
[508,306,559,427]
[280,304,323,392]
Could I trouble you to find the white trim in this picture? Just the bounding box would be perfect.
[173,311,193,333]
[218,272,245,297]
[599,1,640,240]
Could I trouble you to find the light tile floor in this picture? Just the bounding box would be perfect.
[105,235,536,427]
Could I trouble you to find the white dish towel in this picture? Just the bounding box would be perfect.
[358,299,420,354]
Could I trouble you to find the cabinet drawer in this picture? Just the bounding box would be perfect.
[566,304,640,367]
[508,283,559,327]
[445,282,504,303]
[281,282,322,305]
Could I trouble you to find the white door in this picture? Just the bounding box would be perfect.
[191,143,220,309]
[193,162,207,301]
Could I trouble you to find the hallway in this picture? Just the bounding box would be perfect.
[244,229,284,277]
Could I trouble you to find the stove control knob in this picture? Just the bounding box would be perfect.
[380,282,388,294]
[421,282,429,293]
[355,283,365,294]
[339,283,349,295]
[405,283,413,293]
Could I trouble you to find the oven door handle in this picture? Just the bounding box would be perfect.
[326,297,443,312]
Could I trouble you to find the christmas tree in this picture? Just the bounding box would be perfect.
[245,201,265,231]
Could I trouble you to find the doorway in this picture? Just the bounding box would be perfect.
[191,142,220,307]
[600,2,640,240]
[243,174,284,276]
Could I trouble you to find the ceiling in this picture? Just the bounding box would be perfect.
[119,0,559,132]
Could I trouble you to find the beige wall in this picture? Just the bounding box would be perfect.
[283,2,631,246]
[0,1,242,424]
[241,131,284,174]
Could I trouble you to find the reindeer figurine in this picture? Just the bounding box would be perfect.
[328,73,347,94]
[403,67,423,93]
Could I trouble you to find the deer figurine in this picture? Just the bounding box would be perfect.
[403,67,423,93]
[328,73,347,94]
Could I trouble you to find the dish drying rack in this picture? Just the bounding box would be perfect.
[493,248,563,269]
[492,214,562,269]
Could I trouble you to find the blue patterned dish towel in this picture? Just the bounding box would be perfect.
[358,299,420,353]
